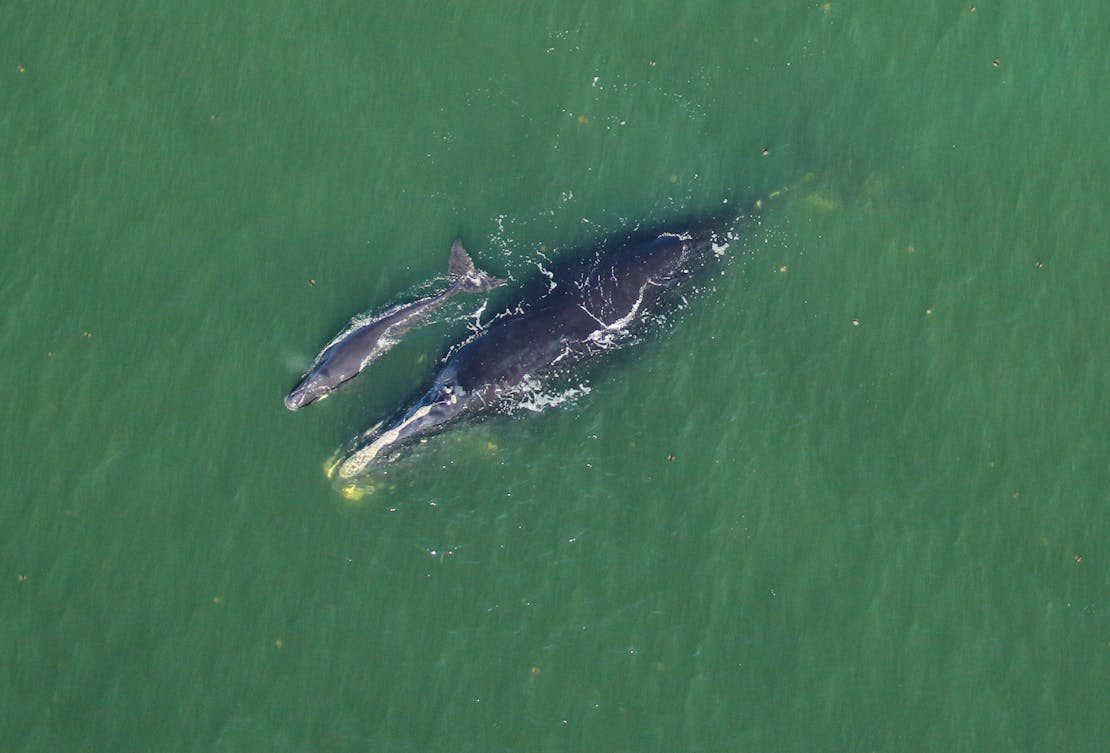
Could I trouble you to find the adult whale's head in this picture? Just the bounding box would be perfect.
[335,366,481,477]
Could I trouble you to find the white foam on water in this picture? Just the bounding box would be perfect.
[536,262,558,292]
[511,375,592,414]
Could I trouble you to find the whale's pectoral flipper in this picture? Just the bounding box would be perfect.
[449,236,506,293]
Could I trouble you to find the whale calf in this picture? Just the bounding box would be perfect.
[284,238,505,411]
[335,213,742,477]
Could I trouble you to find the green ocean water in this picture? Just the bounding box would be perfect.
[3,2,1108,751]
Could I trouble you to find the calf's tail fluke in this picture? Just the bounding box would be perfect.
[449,236,506,293]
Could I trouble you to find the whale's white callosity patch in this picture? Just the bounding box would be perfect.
[338,401,438,477]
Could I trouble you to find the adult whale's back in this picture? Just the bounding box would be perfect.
[451,231,695,390]
[336,213,743,476]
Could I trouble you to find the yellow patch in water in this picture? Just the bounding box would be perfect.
[805,193,838,211]
[341,483,367,502]
[337,476,389,504]
[323,452,344,480]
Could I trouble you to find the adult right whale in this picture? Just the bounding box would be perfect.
[285,238,505,411]
[334,211,745,477]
